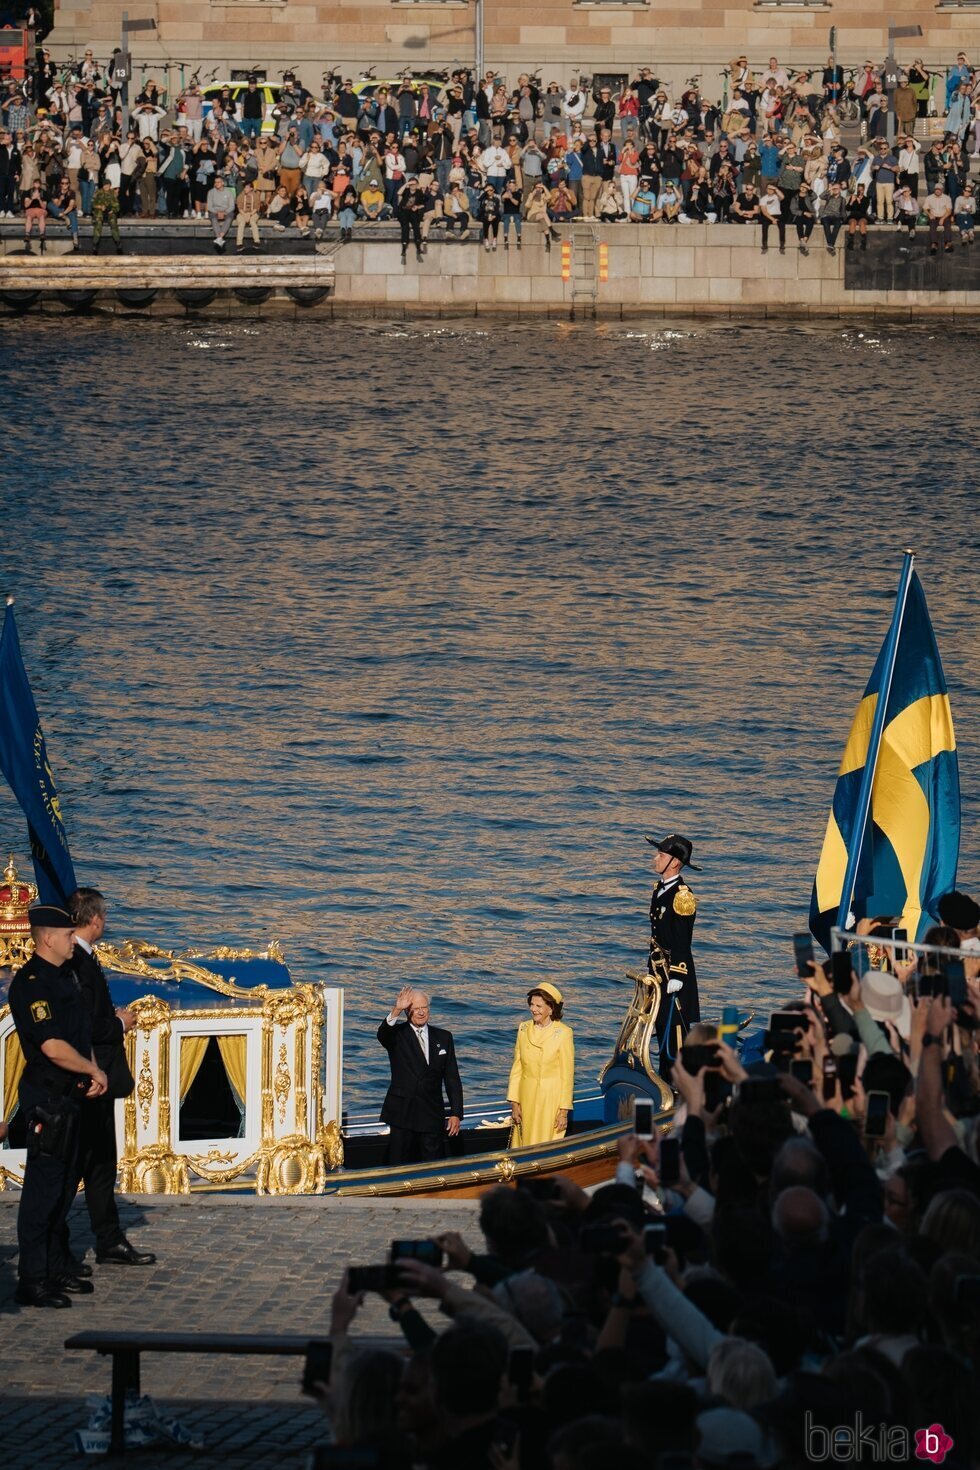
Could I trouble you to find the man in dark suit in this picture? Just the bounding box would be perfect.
[378,986,463,1165]
[69,888,155,1267]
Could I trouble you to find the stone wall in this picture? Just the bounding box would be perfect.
[326,225,980,318]
[48,0,980,96]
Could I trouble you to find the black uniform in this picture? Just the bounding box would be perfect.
[8,953,93,1285]
[377,1017,464,1165]
[70,941,134,1254]
[649,874,700,1070]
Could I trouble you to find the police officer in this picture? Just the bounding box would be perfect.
[68,887,155,1267]
[646,833,701,1076]
[9,905,107,1308]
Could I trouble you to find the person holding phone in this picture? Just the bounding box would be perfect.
[507,984,574,1146]
[646,832,702,1077]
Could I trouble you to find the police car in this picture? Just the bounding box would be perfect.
[201,81,284,134]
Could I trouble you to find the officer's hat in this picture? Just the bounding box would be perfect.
[645,833,702,872]
[28,904,75,929]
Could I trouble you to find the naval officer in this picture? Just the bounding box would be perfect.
[646,833,702,1075]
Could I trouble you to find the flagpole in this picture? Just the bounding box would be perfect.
[835,549,916,932]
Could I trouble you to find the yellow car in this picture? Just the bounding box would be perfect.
[351,75,448,100]
[202,81,283,134]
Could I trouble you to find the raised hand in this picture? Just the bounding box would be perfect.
[394,985,415,1015]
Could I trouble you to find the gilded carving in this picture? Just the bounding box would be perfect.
[118,1143,189,1195]
[274,1042,291,1124]
[136,1049,154,1127]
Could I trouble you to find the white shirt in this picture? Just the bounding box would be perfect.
[75,935,93,955]
[385,1013,430,1062]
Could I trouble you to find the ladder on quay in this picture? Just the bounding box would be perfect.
[569,225,599,316]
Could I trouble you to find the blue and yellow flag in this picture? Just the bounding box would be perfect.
[810,572,959,948]
[0,601,78,906]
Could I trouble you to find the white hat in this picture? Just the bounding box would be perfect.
[860,971,911,1042]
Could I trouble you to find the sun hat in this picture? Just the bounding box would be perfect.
[860,971,911,1041]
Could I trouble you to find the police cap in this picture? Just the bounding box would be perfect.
[28,905,75,929]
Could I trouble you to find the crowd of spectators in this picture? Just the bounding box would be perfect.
[306,887,980,1469]
[1,54,980,258]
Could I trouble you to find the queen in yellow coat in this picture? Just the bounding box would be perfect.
[507,983,575,1147]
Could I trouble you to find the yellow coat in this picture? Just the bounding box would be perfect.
[506,1019,575,1147]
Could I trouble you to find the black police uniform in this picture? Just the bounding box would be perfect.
[9,950,93,1291]
[649,874,701,1070]
[70,940,135,1255]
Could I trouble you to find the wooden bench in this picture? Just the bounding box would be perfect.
[65,1330,335,1454]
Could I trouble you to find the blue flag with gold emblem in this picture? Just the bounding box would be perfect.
[810,571,959,948]
[0,601,78,906]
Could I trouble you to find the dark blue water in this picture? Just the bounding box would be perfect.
[1,317,977,1107]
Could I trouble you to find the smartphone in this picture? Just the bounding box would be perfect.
[659,1135,680,1187]
[853,945,871,978]
[580,1223,627,1255]
[302,1341,333,1396]
[347,1265,400,1294]
[769,1011,808,1035]
[737,1077,782,1107]
[822,1055,838,1102]
[836,1052,859,1099]
[890,927,908,964]
[634,1098,654,1139]
[864,1089,890,1140]
[391,1239,443,1268]
[944,960,967,1008]
[508,1345,535,1397]
[644,1222,667,1262]
[831,950,854,994]
[681,1043,721,1075]
[793,931,815,978]
[790,1057,814,1086]
[703,1071,732,1114]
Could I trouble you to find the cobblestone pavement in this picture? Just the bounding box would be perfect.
[0,1192,479,1469]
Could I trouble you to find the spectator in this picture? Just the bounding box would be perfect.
[954,182,976,244]
[335,180,357,241]
[397,177,426,262]
[478,182,501,250]
[759,182,785,253]
[924,180,954,254]
[820,181,846,253]
[791,182,816,254]
[500,178,522,248]
[845,184,872,250]
[46,173,80,250]
[235,182,262,252]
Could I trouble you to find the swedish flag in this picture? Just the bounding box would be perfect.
[810,567,959,949]
[0,599,78,905]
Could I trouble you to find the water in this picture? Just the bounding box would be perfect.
[1,317,977,1109]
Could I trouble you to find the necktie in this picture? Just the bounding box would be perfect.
[414,1026,428,1063]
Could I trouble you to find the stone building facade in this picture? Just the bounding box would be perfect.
[48,0,980,99]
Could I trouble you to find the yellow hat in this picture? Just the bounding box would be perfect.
[535,982,564,1006]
